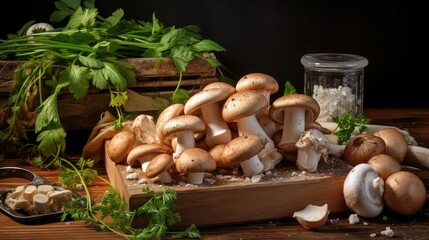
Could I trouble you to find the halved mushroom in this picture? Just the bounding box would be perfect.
[343,163,384,218]
[292,203,330,230]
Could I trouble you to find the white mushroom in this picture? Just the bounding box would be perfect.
[343,163,384,218]
[295,129,345,172]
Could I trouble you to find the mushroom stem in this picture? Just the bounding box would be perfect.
[240,155,265,177]
[174,131,195,158]
[236,114,281,171]
[279,106,306,151]
[187,172,206,185]
[158,171,173,183]
[200,102,231,148]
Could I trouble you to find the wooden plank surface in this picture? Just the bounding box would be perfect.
[1,108,429,240]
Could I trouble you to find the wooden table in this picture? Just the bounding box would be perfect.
[1,108,429,240]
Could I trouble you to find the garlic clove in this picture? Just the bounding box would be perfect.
[292,203,330,230]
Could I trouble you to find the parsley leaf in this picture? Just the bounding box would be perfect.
[332,109,370,145]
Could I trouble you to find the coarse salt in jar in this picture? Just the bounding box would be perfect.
[301,53,368,122]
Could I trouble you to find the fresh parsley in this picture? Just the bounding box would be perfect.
[332,109,370,145]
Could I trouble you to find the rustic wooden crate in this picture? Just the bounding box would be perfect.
[0,56,218,131]
[104,142,350,229]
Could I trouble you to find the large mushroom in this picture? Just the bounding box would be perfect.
[343,163,384,218]
[295,129,345,172]
[222,90,282,171]
[175,147,217,185]
[155,103,185,147]
[222,134,266,177]
[184,82,235,148]
[162,114,206,158]
[269,94,320,152]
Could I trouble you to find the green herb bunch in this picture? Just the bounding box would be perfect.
[0,0,226,167]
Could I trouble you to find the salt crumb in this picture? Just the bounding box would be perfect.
[250,175,262,183]
[125,165,134,173]
[348,213,360,224]
[126,173,138,180]
[137,178,148,184]
[204,178,216,185]
[363,222,368,226]
[381,227,394,237]
[370,233,376,238]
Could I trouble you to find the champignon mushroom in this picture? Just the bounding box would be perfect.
[106,130,136,163]
[292,203,330,230]
[184,82,235,148]
[235,73,279,103]
[383,171,426,216]
[269,94,320,152]
[295,129,345,172]
[162,115,206,158]
[155,103,185,146]
[343,163,384,218]
[222,90,282,171]
[373,128,408,164]
[126,143,173,172]
[209,144,240,170]
[145,153,175,184]
[222,135,266,177]
[175,147,217,185]
[367,154,401,180]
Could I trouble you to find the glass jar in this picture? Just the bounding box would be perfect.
[301,53,368,122]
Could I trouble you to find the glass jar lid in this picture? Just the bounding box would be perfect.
[301,53,368,71]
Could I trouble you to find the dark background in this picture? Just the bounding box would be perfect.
[1,0,426,108]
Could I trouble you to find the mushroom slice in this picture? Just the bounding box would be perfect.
[343,163,384,218]
[293,204,330,230]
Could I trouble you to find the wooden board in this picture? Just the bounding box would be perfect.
[104,144,351,229]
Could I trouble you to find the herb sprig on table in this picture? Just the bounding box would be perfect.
[0,0,226,167]
[332,109,370,145]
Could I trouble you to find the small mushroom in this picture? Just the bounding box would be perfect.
[126,143,173,172]
[184,82,235,148]
[106,130,136,163]
[292,203,330,230]
[222,135,266,177]
[163,114,205,159]
[295,129,345,172]
[383,171,426,216]
[269,94,320,152]
[367,154,401,180]
[373,127,408,164]
[145,153,175,184]
[222,90,282,172]
[175,147,217,185]
[156,103,185,146]
[343,163,384,218]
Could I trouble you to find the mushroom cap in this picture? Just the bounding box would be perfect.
[156,103,184,143]
[367,154,401,180]
[203,81,236,92]
[126,143,173,166]
[106,130,136,163]
[175,147,217,173]
[373,128,408,164]
[235,73,279,95]
[162,115,206,139]
[145,153,175,179]
[292,204,330,230]
[222,90,268,122]
[222,135,266,165]
[269,94,320,125]
[209,144,240,169]
[184,86,235,115]
[384,171,426,216]
[343,163,384,218]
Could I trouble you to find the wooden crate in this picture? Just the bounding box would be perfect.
[0,56,218,131]
[104,142,350,229]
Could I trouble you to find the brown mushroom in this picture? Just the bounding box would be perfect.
[155,103,185,146]
[145,153,175,184]
[175,147,217,184]
[367,154,401,180]
[162,115,206,158]
[383,171,426,216]
[222,135,266,177]
[208,144,240,169]
[222,90,282,171]
[235,73,279,103]
[184,82,235,148]
[269,94,320,152]
[373,127,408,164]
[126,143,173,172]
[106,130,136,163]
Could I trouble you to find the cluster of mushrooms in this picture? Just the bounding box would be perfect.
[82,72,427,226]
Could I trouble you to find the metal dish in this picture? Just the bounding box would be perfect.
[0,166,87,223]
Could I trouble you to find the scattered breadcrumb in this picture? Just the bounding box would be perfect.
[370,233,376,237]
[125,165,134,173]
[381,227,394,237]
[348,213,360,224]
[126,173,138,180]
